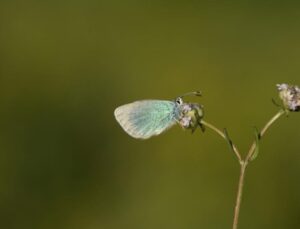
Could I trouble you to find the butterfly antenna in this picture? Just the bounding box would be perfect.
[180,91,202,98]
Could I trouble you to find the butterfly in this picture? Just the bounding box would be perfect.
[114,91,204,139]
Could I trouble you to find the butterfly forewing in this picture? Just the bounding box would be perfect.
[114,100,177,139]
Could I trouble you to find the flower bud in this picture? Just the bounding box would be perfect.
[277,83,300,111]
[180,116,192,128]
[179,103,204,131]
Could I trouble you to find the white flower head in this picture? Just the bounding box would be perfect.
[277,83,300,112]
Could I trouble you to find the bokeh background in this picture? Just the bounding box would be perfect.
[0,1,300,228]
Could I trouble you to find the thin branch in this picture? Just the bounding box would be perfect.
[232,162,247,229]
[232,109,286,229]
[245,109,286,162]
[201,109,286,229]
[200,120,243,163]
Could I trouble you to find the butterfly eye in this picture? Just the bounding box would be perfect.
[176,97,183,105]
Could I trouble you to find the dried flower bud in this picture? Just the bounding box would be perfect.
[179,103,204,132]
[180,116,192,128]
[277,83,300,111]
[182,104,192,113]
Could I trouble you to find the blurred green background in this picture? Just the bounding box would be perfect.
[0,0,300,228]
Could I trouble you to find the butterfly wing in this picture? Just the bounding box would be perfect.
[114,100,177,139]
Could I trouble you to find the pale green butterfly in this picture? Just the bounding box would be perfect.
[114,91,204,139]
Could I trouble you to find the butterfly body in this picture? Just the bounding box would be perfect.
[114,93,204,139]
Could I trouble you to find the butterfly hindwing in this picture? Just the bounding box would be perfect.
[114,100,177,139]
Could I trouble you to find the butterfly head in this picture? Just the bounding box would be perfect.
[174,91,204,132]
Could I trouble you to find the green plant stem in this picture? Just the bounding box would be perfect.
[232,162,247,229]
[201,109,286,229]
[245,109,286,162]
